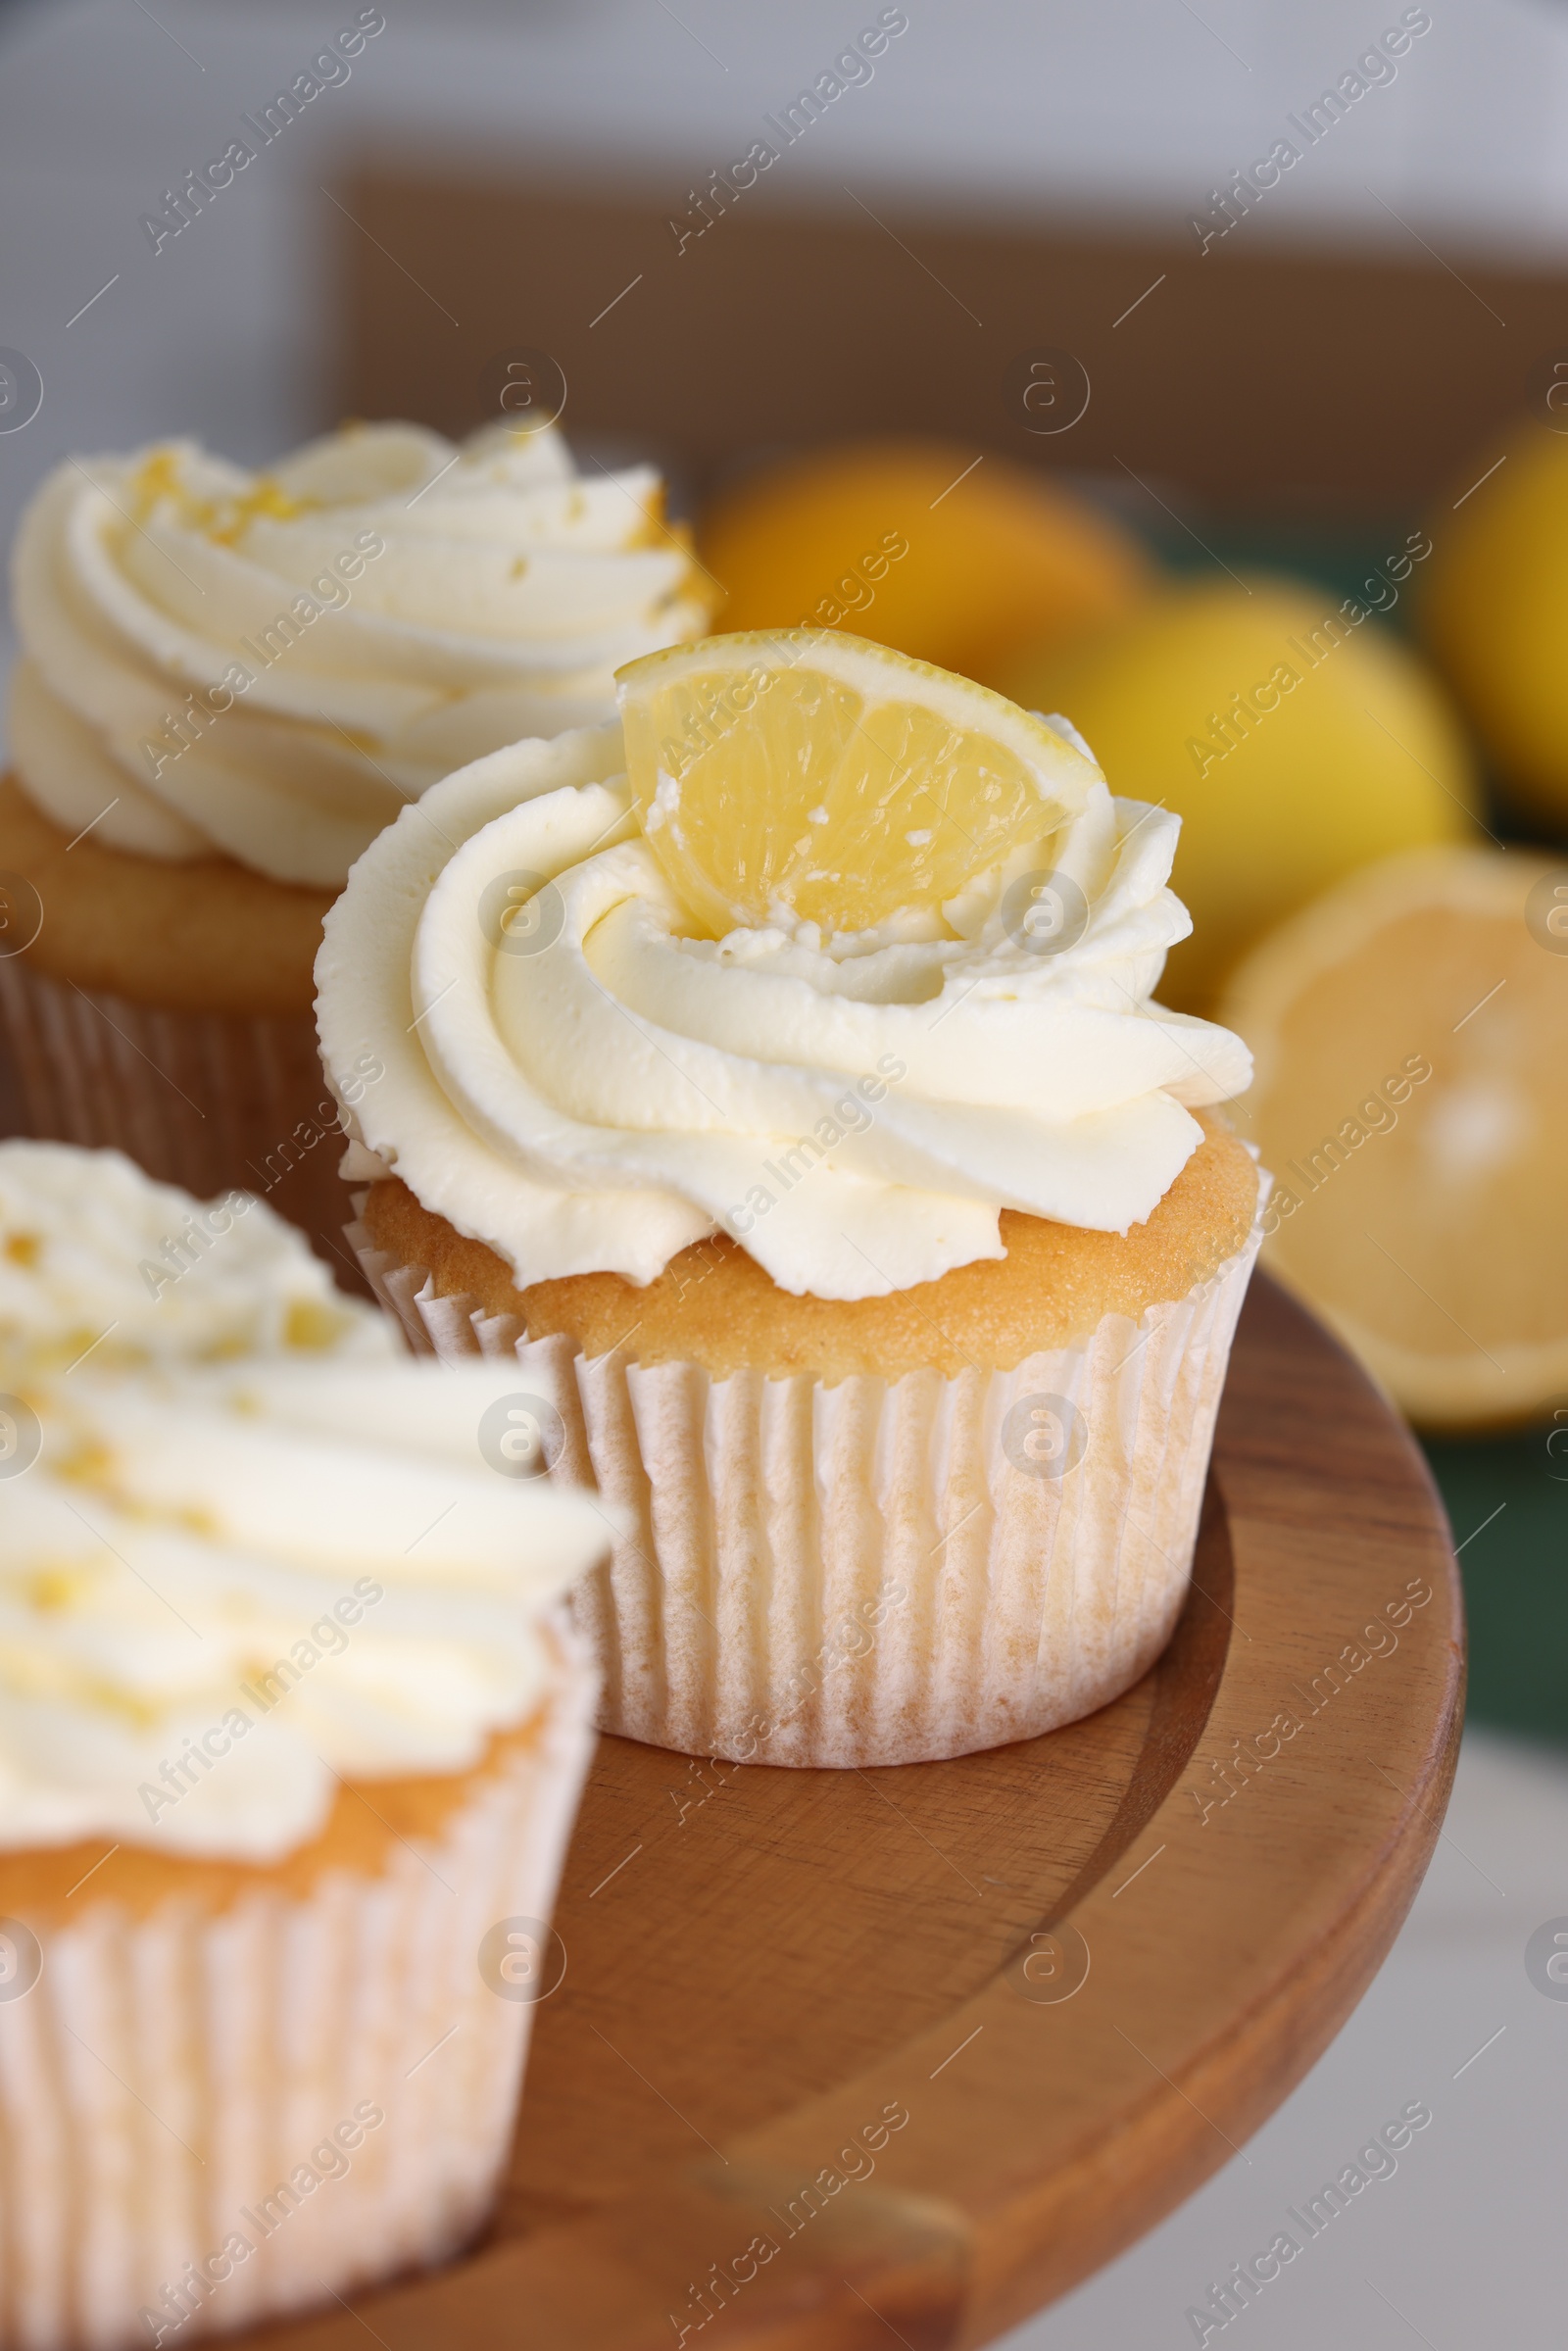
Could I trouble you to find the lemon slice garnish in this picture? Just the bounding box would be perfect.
[616,629,1100,936]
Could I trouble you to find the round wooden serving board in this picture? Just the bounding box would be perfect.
[250,1273,1464,2351]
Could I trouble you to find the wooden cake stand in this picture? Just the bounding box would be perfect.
[251,1273,1464,2349]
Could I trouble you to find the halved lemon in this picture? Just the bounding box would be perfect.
[614,629,1101,937]
[1220,846,1568,1430]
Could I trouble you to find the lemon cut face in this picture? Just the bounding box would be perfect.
[1222,846,1568,1430]
[615,630,1101,937]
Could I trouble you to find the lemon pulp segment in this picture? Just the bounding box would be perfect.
[617,630,1098,937]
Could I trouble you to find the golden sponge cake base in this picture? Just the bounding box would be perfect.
[362,1117,1258,1381]
[0,771,330,1017]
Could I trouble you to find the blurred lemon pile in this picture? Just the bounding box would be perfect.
[697,433,1568,1431]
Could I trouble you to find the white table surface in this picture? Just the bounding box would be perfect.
[1003,1728,1568,2351]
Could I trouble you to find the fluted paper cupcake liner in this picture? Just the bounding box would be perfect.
[0,1615,596,2350]
[0,959,358,1284]
[352,1186,1265,1768]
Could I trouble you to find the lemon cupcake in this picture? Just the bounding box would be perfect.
[0,1137,394,1377]
[317,632,1264,1767]
[0,1358,606,2346]
[1,419,710,1266]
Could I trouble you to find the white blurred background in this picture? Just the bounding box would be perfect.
[1,4,1564,2342]
[5,0,1568,541]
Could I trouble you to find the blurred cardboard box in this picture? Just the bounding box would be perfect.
[332,164,1565,514]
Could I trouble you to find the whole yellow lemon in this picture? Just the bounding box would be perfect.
[697,440,1151,686]
[996,577,1481,1011]
[1419,425,1568,828]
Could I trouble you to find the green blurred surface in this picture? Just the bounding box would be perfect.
[1422,1430,1568,1747]
[1151,520,1408,615]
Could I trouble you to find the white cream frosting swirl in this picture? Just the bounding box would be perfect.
[0,1140,394,1376]
[317,722,1251,1301]
[0,1361,609,1860]
[8,420,708,887]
